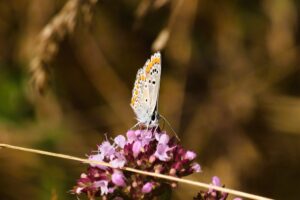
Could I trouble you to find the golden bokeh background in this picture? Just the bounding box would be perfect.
[0,0,300,199]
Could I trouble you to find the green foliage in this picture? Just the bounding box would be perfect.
[0,69,33,124]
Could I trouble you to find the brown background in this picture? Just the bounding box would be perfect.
[0,0,300,199]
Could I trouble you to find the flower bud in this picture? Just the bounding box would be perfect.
[112,171,125,187]
[173,162,182,170]
[154,164,163,173]
[114,135,126,148]
[184,150,196,160]
[80,173,87,178]
[212,176,221,186]
[137,160,142,166]
[169,168,176,176]
[142,182,153,193]
[171,182,177,188]
[149,155,156,163]
[132,141,142,158]
[126,130,136,143]
[191,163,201,173]
[132,181,138,188]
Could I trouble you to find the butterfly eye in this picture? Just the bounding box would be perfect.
[151,113,156,121]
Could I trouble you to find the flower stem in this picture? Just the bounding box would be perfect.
[0,143,272,200]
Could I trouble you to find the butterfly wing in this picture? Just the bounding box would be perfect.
[143,52,161,120]
[130,52,161,126]
[130,68,148,124]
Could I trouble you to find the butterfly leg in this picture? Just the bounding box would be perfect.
[154,125,159,133]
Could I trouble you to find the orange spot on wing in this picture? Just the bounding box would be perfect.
[154,57,160,64]
[139,75,146,81]
[145,63,152,73]
[131,96,136,105]
[145,57,160,74]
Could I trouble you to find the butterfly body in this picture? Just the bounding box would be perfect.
[130,52,161,127]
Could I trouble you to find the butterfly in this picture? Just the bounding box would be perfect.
[130,52,161,128]
[130,52,180,140]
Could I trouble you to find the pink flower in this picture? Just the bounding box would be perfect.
[75,187,83,194]
[139,130,153,146]
[154,143,171,161]
[127,130,153,148]
[126,130,137,143]
[155,132,169,144]
[98,141,115,158]
[110,152,126,168]
[94,180,109,195]
[132,141,142,158]
[142,182,153,193]
[212,176,221,186]
[114,135,126,148]
[112,171,126,187]
[194,176,234,200]
[89,154,106,169]
[191,163,201,172]
[184,150,196,160]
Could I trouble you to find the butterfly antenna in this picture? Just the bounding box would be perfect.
[159,114,181,141]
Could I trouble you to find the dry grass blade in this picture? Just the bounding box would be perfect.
[152,28,170,52]
[135,0,152,20]
[134,0,171,29]
[152,0,184,51]
[29,0,98,94]
[153,0,170,9]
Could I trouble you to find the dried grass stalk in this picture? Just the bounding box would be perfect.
[29,0,97,94]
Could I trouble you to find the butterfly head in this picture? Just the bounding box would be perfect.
[149,106,160,127]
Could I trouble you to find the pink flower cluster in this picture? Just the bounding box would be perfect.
[74,129,201,199]
[193,176,242,200]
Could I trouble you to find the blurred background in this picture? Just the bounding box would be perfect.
[0,0,300,199]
